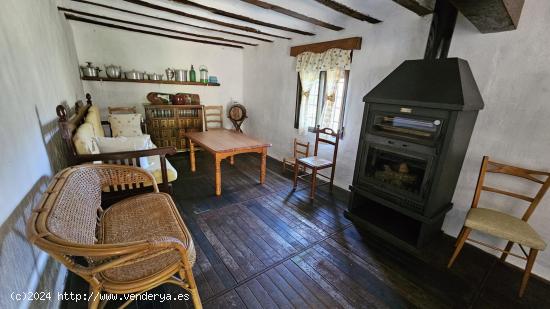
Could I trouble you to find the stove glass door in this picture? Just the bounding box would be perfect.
[364,145,430,197]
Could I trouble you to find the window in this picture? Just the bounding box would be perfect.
[294,69,349,135]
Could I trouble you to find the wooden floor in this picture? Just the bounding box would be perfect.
[63,152,550,309]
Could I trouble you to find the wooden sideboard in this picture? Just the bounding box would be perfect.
[144,104,204,151]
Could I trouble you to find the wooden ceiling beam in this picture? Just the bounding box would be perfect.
[313,0,381,24]
[171,0,315,35]
[122,0,291,39]
[70,0,273,42]
[392,0,435,16]
[64,13,244,49]
[58,7,257,46]
[290,37,362,56]
[240,0,343,31]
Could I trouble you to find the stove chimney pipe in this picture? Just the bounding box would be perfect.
[424,0,458,59]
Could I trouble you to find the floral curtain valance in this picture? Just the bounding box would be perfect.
[296,48,351,72]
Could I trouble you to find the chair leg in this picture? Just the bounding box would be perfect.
[329,164,335,192]
[292,162,300,189]
[454,227,466,247]
[310,168,317,200]
[519,248,538,297]
[448,227,471,268]
[180,267,203,308]
[500,241,515,262]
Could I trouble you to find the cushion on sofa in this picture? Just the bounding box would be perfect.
[93,135,152,154]
[108,113,143,137]
[73,123,99,155]
[143,155,178,185]
[85,106,104,137]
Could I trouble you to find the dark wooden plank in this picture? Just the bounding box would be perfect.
[324,238,447,308]
[290,37,362,56]
[223,206,283,265]
[273,263,328,308]
[241,0,344,30]
[220,207,279,266]
[234,285,263,309]
[204,290,245,309]
[245,279,278,309]
[313,0,381,23]
[172,0,315,35]
[179,213,237,290]
[265,267,310,308]
[314,242,412,308]
[258,195,326,242]
[122,0,291,39]
[194,244,226,297]
[330,226,486,307]
[58,7,256,46]
[195,216,249,282]
[300,250,388,308]
[204,211,266,278]
[291,254,355,308]
[70,0,273,42]
[392,0,435,16]
[255,273,294,308]
[64,14,244,49]
[235,204,297,257]
[244,199,309,248]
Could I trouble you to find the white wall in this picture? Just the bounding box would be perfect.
[70,21,244,121]
[0,0,83,307]
[243,1,550,278]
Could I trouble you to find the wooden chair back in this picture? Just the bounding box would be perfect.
[313,126,340,161]
[108,106,137,114]
[203,105,224,130]
[293,138,310,159]
[56,99,92,160]
[472,156,550,221]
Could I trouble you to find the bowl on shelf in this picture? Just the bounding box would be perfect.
[125,70,145,80]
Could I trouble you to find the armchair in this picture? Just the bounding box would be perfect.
[27,164,201,308]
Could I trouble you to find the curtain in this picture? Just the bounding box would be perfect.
[296,48,351,133]
[319,69,344,131]
[296,48,352,72]
[298,70,318,134]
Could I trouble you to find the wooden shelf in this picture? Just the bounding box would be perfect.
[82,76,220,86]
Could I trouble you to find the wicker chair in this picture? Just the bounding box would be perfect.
[27,164,202,309]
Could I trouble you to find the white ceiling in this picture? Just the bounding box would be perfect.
[57,0,414,46]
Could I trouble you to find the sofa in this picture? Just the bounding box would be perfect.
[56,94,177,193]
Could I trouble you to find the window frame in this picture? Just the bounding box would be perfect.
[294,69,350,137]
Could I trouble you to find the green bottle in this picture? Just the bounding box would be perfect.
[189,65,196,82]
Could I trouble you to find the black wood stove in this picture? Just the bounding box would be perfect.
[345,57,484,248]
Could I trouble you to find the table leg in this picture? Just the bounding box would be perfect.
[230,155,235,165]
[260,148,267,184]
[189,139,196,172]
[215,155,222,196]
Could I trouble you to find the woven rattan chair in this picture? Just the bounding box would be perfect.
[27,164,202,309]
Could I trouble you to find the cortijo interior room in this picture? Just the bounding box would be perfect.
[2,0,550,308]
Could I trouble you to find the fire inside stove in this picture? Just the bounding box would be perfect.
[365,148,427,194]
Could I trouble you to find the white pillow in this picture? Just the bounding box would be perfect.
[93,135,152,168]
[108,113,143,137]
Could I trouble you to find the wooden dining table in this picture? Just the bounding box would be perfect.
[186,129,271,196]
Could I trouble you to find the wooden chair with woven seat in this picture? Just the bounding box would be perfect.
[292,126,340,199]
[203,105,224,130]
[448,156,550,297]
[283,138,310,174]
[27,164,202,309]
